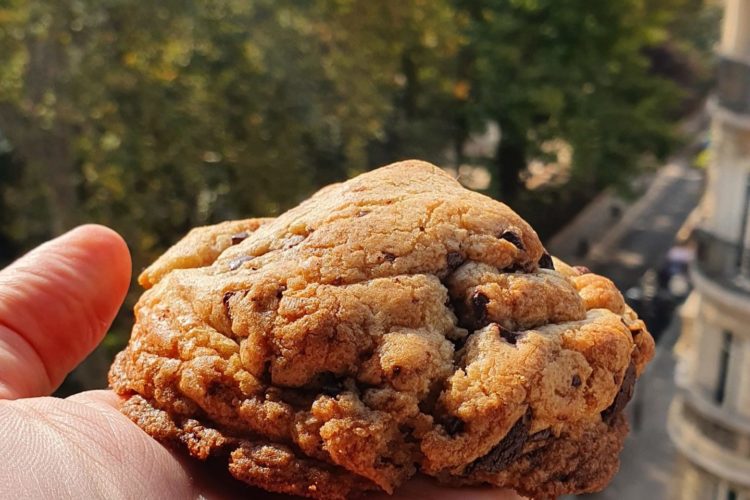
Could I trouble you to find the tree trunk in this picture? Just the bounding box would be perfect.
[494,122,526,201]
[452,46,475,167]
[401,51,418,120]
[0,19,79,236]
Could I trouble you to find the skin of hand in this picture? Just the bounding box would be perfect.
[0,225,522,500]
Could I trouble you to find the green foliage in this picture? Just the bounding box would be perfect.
[0,0,465,267]
[0,0,719,387]
[457,0,691,196]
[0,0,717,278]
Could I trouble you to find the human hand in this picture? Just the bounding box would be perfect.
[0,225,521,499]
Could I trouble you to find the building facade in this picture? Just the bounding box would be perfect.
[669,2,750,499]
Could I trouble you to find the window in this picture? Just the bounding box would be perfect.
[738,173,750,275]
[715,330,732,405]
[681,403,737,450]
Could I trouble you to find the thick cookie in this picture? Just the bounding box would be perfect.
[110,160,654,499]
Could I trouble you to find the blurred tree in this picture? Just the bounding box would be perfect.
[456,0,685,199]
[0,0,462,264]
[651,0,722,110]
[0,0,464,388]
[0,0,720,389]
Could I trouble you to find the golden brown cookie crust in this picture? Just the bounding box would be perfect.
[110,160,654,499]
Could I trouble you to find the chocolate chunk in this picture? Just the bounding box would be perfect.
[471,291,490,326]
[382,252,397,262]
[466,410,530,474]
[574,265,591,275]
[443,417,465,436]
[502,262,524,273]
[538,252,554,270]
[276,285,287,300]
[321,384,343,397]
[529,428,553,442]
[499,231,525,250]
[318,372,345,397]
[222,291,236,320]
[222,291,235,308]
[601,362,636,424]
[499,327,522,345]
[331,277,344,286]
[231,232,250,245]
[229,255,253,270]
[525,446,548,468]
[206,381,225,396]
[554,472,575,483]
[572,374,582,387]
[446,251,465,272]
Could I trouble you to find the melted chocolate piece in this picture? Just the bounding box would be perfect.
[229,255,253,271]
[206,381,225,396]
[502,263,525,273]
[446,252,465,272]
[554,472,575,482]
[601,362,636,424]
[466,410,531,474]
[382,252,397,262]
[572,374,582,387]
[499,231,525,251]
[443,417,465,436]
[538,252,554,270]
[231,232,250,245]
[499,327,522,345]
[529,428,553,442]
[471,291,490,326]
[222,291,236,320]
[318,372,345,397]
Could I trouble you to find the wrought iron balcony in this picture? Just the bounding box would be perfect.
[693,229,750,296]
[717,55,750,116]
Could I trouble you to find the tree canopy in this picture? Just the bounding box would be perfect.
[0,0,719,372]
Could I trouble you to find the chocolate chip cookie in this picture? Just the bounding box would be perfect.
[110,160,654,499]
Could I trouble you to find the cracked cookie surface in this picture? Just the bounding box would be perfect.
[110,160,654,499]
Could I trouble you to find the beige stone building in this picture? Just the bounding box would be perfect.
[668,1,750,499]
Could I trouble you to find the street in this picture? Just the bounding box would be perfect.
[547,159,704,292]
[587,161,704,292]
[548,152,705,500]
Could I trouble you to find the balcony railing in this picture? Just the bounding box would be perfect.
[717,56,750,116]
[693,229,750,296]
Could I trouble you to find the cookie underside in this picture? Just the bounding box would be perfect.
[110,161,655,499]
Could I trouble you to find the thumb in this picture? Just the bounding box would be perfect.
[0,225,131,399]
